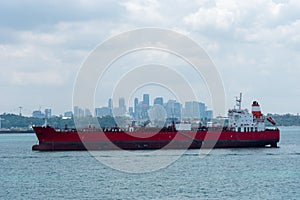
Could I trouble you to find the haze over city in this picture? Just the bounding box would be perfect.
[1,0,300,116]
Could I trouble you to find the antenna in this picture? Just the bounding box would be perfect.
[239,92,242,110]
[236,92,242,110]
[19,106,23,116]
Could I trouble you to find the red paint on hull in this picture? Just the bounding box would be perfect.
[32,126,280,151]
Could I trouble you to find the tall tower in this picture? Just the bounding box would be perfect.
[134,98,138,113]
[143,94,149,107]
[19,106,23,116]
[119,97,126,116]
[154,97,163,106]
[108,98,113,115]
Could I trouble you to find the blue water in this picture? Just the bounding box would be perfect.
[0,127,299,199]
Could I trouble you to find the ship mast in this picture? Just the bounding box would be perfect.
[236,92,242,110]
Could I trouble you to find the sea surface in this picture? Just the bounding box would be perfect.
[0,127,299,200]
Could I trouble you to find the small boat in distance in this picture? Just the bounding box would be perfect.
[32,94,280,151]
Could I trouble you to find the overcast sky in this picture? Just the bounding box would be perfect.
[0,0,299,116]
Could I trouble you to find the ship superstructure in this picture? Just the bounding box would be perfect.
[228,93,266,132]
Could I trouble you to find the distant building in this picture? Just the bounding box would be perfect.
[113,107,124,117]
[128,107,134,118]
[74,106,84,118]
[174,102,182,119]
[134,98,139,120]
[95,107,110,117]
[165,100,181,119]
[84,108,92,117]
[205,110,213,120]
[154,97,163,106]
[199,102,206,120]
[182,101,211,120]
[118,97,126,116]
[44,109,52,118]
[143,94,150,107]
[32,110,45,119]
[108,98,113,115]
[64,111,73,118]
[184,101,199,119]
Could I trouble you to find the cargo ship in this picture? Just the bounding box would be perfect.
[32,94,280,151]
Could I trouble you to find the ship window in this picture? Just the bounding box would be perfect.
[244,128,247,132]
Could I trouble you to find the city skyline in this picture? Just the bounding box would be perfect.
[28,93,213,120]
[75,93,213,120]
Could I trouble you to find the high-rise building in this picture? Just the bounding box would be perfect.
[183,101,209,119]
[165,100,175,118]
[165,100,182,119]
[74,106,84,118]
[32,110,45,119]
[118,97,126,116]
[64,111,73,118]
[84,108,92,117]
[128,107,134,118]
[174,102,182,119]
[141,94,150,119]
[205,110,213,120]
[143,94,149,107]
[44,108,52,118]
[95,107,110,117]
[134,98,138,113]
[184,101,200,119]
[199,102,206,120]
[154,97,163,106]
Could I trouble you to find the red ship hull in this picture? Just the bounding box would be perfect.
[32,126,280,151]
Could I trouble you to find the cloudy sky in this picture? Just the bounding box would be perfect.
[0,0,299,116]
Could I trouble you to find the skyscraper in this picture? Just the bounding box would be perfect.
[108,98,113,115]
[184,101,200,119]
[143,94,149,107]
[119,97,126,116]
[134,98,138,113]
[165,100,176,118]
[134,98,139,120]
[74,106,84,118]
[84,108,92,117]
[44,108,51,118]
[154,97,163,106]
[199,102,206,120]
[174,102,182,119]
[140,94,150,119]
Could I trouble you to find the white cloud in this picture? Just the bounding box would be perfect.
[11,70,67,86]
[184,1,239,30]
[121,0,166,24]
[240,19,300,47]
[18,31,66,46]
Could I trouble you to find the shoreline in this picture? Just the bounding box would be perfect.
[0,130,34,134]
